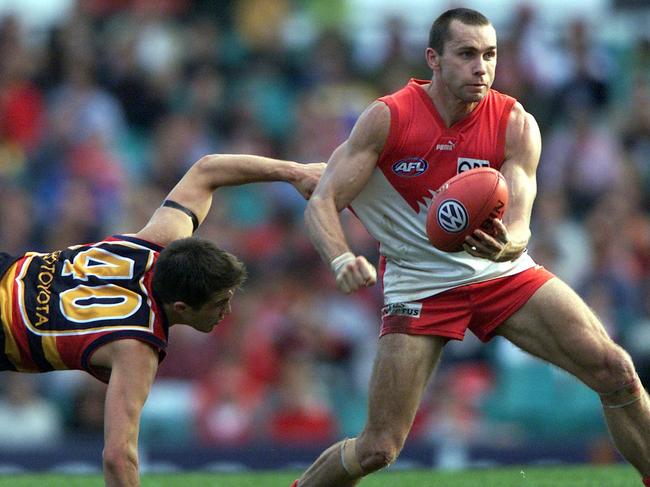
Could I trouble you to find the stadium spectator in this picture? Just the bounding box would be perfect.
[194,354,264,445]
[262,349,338,446]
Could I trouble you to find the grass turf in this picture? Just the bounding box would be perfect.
[0,464,640,486]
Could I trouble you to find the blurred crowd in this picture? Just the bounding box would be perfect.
[0,0,648,465]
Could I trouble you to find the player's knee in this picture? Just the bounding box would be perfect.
[594,346,643,408]
[357,435,402,474]
[593,345,637,390]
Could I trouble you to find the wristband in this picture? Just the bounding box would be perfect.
[330,252,355,276]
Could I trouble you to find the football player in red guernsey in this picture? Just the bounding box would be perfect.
[294,7,650,487]
[0,154,324,487]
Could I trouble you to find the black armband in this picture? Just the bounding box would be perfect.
[161,199,199,233]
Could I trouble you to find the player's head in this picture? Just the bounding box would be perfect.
[152,237,247,332]
[426,8,496,103]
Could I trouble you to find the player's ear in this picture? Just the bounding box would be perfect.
[426,47,441,70]
[172,301,189,313]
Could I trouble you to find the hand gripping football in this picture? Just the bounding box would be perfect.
[426,167,508,252]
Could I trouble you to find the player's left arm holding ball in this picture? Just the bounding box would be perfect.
[463,102,542,262]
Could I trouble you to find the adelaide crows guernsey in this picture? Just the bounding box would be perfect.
[0,235,168,382]
[350,79,536,304]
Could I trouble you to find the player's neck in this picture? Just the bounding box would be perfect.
[426,78,479,127]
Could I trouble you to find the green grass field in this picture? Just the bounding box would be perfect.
[0,465,640,487]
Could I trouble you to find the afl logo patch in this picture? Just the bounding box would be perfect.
[392,157,428,177]
[437,199,468,233]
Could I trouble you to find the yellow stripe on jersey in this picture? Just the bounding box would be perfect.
[41,334,66,369]
[0,262,25,370]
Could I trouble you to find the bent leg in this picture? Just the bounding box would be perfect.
[297,333,446,487]
[497,277,650,476]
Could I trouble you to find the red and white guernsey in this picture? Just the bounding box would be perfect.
[349,79,536,304]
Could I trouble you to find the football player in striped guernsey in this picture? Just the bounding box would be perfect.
[0,153,324,486]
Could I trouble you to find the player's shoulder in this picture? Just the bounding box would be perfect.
[349,100,391,149]
[377,79,427,118]
[503,100,541,163]
[350,79,422,150]
[506,100,540,141]
[361,100,391,126]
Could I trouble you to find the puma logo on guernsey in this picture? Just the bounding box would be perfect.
[434,135,458,152]
[392,157,428,177]
[435,140,456,151]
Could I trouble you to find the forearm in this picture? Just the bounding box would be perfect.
[501,164,535,258]
[197,154,302,190]
[101,341,157,487]
[305,195,351,265]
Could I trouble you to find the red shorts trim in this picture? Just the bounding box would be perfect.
[380,266,554,342]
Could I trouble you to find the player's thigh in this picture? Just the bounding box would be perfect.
[496,277,622,389]
[363,333,446,439]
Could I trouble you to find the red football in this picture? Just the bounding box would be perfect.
[426,167,508,252]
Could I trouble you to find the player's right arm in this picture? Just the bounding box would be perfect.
[305,101,390,294]
[99,339,159,487]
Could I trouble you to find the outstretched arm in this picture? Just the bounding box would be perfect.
[99,339,159,487]
[464,102,541,261]
[136,155,325,246]
[305,101,390,293]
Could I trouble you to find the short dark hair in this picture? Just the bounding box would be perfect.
[428,8,491,54]
[152,237,247,308]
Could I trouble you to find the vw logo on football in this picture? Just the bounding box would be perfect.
[437,199,469,233]
[392,157,428,177]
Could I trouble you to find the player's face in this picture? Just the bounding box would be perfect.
[185,288,235,333]
[434,21,497,103]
